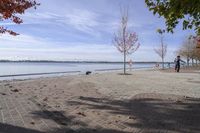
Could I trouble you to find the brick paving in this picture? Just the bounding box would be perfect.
[0,74,200,133]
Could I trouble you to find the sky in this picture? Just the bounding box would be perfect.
[0,0,196,62]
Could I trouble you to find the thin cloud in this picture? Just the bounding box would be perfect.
[58,9,100,36]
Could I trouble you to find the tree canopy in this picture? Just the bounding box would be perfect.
[0,0,39,35]
[177,35,200,65]
[145,0,200,34]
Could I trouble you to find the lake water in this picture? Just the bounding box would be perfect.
[0,62,171,80]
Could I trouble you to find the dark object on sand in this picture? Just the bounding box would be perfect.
[30,121,35,125]
[77,112,86,117]
[0,92,6,95]
[129,116,137,120]
[11,89,19,92]
[86,71,92,75]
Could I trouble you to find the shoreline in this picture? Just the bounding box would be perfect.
[0,65,199,83]
[0,65,200,84]
[0,61,179,81]
[0,67,155,82]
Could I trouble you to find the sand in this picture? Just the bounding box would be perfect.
[0,68,200,133]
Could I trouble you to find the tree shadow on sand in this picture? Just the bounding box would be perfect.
[31,103,131,133]
[0,123,45,133]
[67,93,200,133]
[0,112,131,133]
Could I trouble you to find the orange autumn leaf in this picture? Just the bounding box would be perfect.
[0,0,39,36]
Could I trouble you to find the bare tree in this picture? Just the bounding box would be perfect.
[193,35,200,64]
[188,35,198,66]
[154,29,167,69]
[178,36,194,66]
[177,35,197,66]
[113,8,140,74]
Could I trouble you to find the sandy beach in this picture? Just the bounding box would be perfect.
[0,68,200,133]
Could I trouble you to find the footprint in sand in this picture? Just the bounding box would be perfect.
[4,84,10,87]
[43,97,48,101]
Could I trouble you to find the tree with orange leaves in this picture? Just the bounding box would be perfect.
[0,0,39,35]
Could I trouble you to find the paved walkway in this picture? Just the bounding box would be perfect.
[0,70,200,133]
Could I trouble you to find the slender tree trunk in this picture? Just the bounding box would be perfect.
[123,25,126,74]
[124,50,126,74]
[162,58,164,69]
[161,36,164,69]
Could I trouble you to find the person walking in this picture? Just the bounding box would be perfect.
[175,56,185,72]
[128,59,133,71]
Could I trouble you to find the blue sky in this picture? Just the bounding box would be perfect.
[0,0,195,62]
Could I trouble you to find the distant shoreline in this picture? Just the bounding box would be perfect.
[0,60,174,64]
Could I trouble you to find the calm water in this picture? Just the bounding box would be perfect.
[0,62,168,80]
